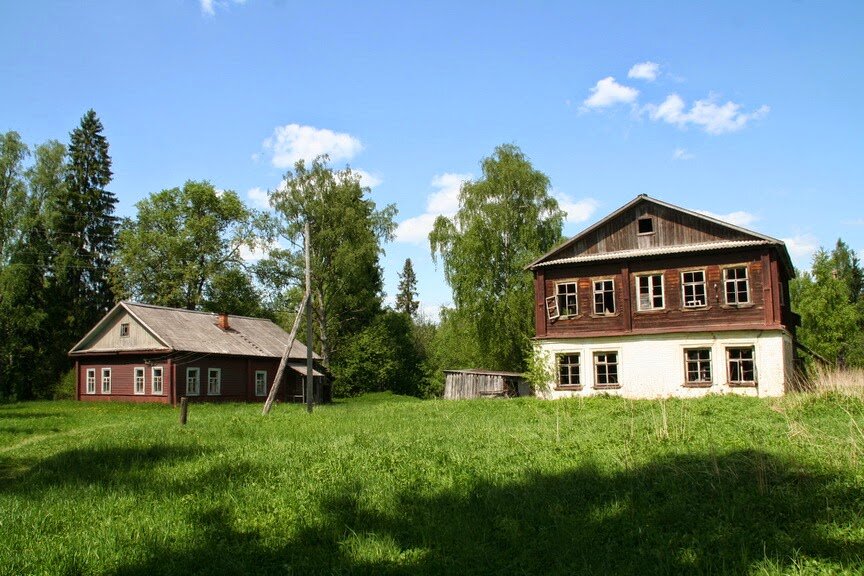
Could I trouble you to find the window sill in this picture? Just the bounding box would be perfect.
[727,381,757,388]
[683,382,712,388]
[594,384,621,390]
[634,308,667,314]
[680,305,711,312]
[720,303,755,309]
[555,385,584,391]
[590,312,620,319]
[558,314,583,321]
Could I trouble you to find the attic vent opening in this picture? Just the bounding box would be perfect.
[119,323,130,337]
[637,217,654,235]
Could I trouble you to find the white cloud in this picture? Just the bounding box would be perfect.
[263,124,363,168]
[697,209,759,228]
[247,187,270,210]
[672,148,695,160]
[395,173,471,244]
[782,233,820,268]
[238,239,279,263]
[583,77,639,109]
[200,0,246,16]
[646,93,769,134]
[553,192,599,224]
[628,61,659,82]
[353,169,383,189]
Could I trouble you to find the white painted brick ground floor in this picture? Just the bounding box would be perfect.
[534,330,795,399]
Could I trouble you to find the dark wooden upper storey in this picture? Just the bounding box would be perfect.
[528,195,798,339]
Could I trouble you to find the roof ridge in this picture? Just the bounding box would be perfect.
[123,301,274,322]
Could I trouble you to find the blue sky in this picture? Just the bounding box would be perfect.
[2,1,862,317]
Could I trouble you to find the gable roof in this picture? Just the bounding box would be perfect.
[70,301,319,359]
[528,194,794,275]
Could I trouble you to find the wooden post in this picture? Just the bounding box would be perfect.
[262,290,309,415]
[305,220,314,414]
[179,397,188,425]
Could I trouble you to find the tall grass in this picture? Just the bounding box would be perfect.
[1,392,862,575]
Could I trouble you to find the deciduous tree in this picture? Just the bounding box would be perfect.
[111,180,261,312]
[429,144,563,371]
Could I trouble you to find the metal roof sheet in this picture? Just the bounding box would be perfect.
[71,301,318,359]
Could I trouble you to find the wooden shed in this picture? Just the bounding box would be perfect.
[443,370,530,399]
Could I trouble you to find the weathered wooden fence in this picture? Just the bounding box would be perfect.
[443,370,529,399]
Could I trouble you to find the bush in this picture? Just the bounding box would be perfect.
[53,368,77,400]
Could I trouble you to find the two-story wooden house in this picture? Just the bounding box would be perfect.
[528,195,798,398]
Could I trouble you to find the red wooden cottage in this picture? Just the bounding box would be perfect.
[69,301,327,404]
[528,194,799,398]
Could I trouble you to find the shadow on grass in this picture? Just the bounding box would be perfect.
[0,445,207,493]
[113,449,864,575]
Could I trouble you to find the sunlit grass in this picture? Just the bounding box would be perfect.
[1,391,862,575]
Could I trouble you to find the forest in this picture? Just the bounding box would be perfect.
[1,111,862,401]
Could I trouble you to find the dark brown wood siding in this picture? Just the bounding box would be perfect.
[535,246,794,339]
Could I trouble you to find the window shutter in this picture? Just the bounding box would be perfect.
[545,295,560,320]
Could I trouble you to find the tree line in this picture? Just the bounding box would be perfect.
[1,113,859,401]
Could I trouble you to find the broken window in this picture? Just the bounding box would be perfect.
[727,347,756,384]
[593,279,616,314]
[637,274,664,310]
[545,295,560,321]
[682,270,707,307]
[557,354,581,388]
[556,282,578,317]
[724,266,750,305]
[594,352,619,386]
[685,349,712,384]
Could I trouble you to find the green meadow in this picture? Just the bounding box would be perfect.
[1,392,862,575]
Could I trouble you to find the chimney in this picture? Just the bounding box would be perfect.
[218,312,230,331]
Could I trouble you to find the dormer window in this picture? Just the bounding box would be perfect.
[637,217,654,235]
[120,323,130,337]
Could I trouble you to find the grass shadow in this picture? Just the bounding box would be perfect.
[112,449,864,575]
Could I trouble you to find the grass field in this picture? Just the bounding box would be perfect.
[1,391,863,575]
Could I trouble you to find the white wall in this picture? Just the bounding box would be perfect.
[534,330,793,399]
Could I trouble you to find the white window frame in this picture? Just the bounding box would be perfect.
[684,348,712,385]
[593,352,619,387]
[207,368,221,396]
[555,281,579,318]
[186,367,200,396]
[681,270,707,308]
[255,370,268,397]
[637,273,665,311]
[134,367,146,395]
[724,266,750,305]
[727,347,756,385]
[101,367,111,394]
[593,279,616,315]
[85,368,96,394]
[556,353,581,388]
[151,366,164,395]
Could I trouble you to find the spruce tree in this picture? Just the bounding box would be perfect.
[396,258,419,317]
[54,109,116,339]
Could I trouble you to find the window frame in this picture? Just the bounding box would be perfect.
[151,366,164,395]
[636,273,665,311]
[592,278,616,315]
[723,266,750,306]
[593,351,620,389]
[119,323,130,337]
[556,353,581,390]
[101,367,111,394]
[681,269,708,308]
[207,368,221,396]
[134,366,146,395]
[85,368,96,394]
[727,347,756,386]
[255,370,268,397]
[555,281,579,318]
[684,348,712,386]
[186,367,200,396]
[637,217,655,235]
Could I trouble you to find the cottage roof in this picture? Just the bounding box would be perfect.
[69,301,319,360]
[528,194,795,275]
